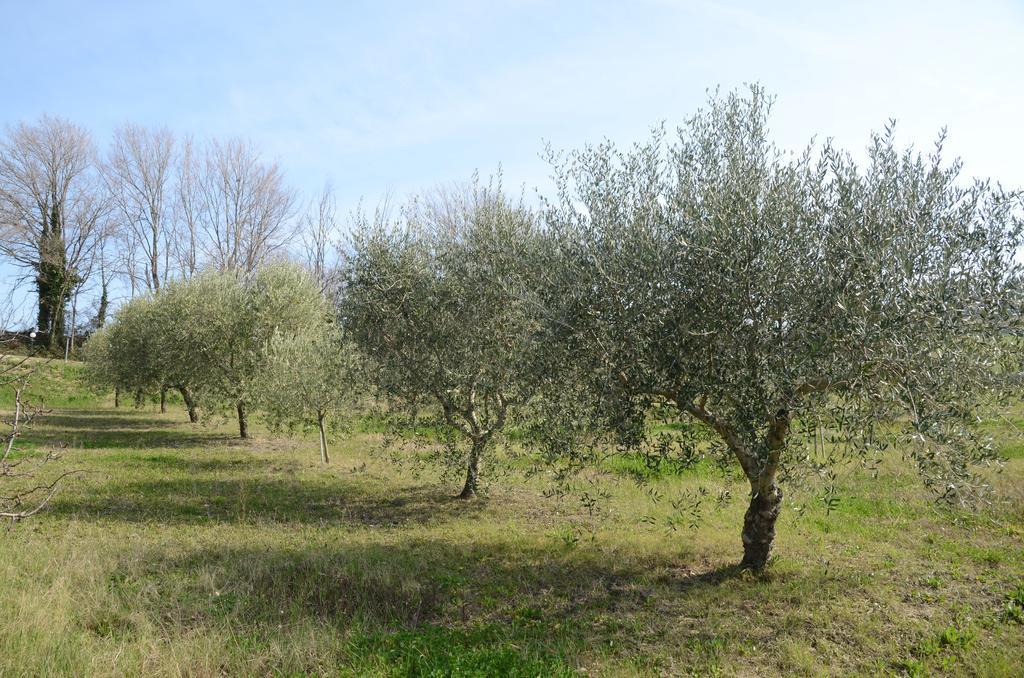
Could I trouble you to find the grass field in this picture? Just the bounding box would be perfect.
[0,360,1022,676]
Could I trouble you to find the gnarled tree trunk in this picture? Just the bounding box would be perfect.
[740,481,783,570]
[236,401,248,439]
[458,438,485,499]
[684,401,790,571]
[178,386,198,423]
[739,409,789,570]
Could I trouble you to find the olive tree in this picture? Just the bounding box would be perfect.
[82,298,159,405]
[255,325,362,463]
[82,294,199,418]
[80,324,117,397]
[159,264,329,438]
[342,181,545,498]
[540,87,1024,570]
[154,272,241,423]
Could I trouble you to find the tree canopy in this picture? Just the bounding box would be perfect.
[85,263,331,437]
[76,87,1024,572]
[342,180,547,497]
[539,86,1024,569]
[255,323,363,463]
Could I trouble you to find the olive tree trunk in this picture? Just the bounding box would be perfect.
[317,411,329,464]
[134,388,144,408]
[738,410,789,570]
[159,387,167,413]
[458,438,486,499]
[686,403,789,571]
[740,480,783,570]
[114,387,120,408]
[237,401,248,439]
[178,386,199,423]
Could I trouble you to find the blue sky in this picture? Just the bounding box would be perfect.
[2,0,1023,319]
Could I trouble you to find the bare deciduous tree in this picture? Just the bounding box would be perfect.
[103,124,176,293]
[302,182,339,291]
[173,135,202,280]
[187,138,296,275]
[0,379,76,521]
[0,116,109,350]
[0,315,79,520]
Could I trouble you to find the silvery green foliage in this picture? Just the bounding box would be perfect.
[255,324,363,463]
[82,296,167,397]
[341,179,545,496]
[540,86,1024,567]
[86,263,330,434]
[157,264,329,434]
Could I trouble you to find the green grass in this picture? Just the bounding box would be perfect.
[0,365,1022,675]
[0,356,106,409]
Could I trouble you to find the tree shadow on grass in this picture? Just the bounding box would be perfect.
[109,453,263,474]
[23,410,241,450]
[96,538,751,674]
[35,410,182,430]
[48,475,487,527]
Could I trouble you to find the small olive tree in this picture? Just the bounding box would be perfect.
[255,325,362,464]
[82,297,162,408]
[541,86,1024,570]
[80,325,119,399]
[158,264,329,438]
[87,264,328,436]
[342,181,545,498]
[82,293,202,421]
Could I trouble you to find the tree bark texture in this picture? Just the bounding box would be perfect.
[458,438,485,499]
[317,412,329,464]
[740,483,783,570]
[237,401,248,439]
[179,386,199,423]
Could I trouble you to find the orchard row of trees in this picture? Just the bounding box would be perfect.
[84,88,1024,570]
[0,117,334,352]
[83,265,358,463]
